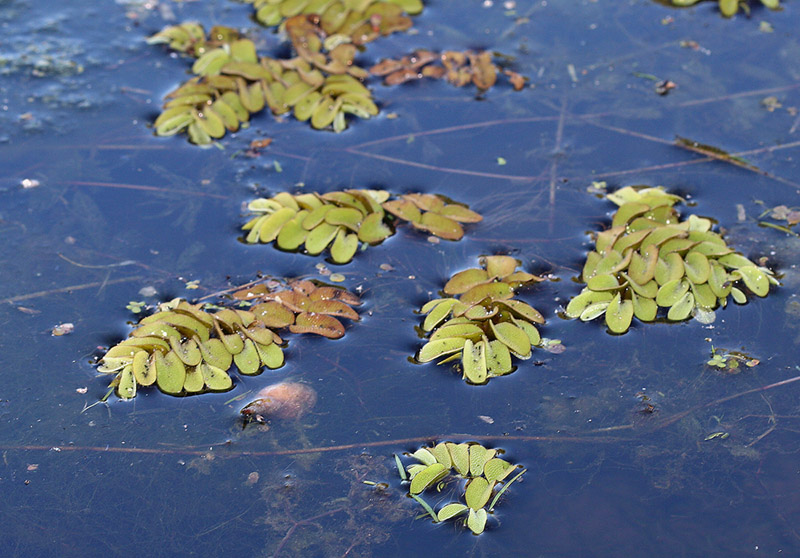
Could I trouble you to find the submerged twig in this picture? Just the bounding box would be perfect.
[674,135,761,172]
[0,276,144,305]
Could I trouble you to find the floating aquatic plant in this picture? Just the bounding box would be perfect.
[242,190,482,263]
[148,19,378,144]
[707,345,759,373]
[370,49,526,92]
[417,256,545,384]
[668,0,780,17]
[231,278,362,339]
[565,186,778,334]
[397,442,525,535]
[244,0,423,39]
[97,281,360,399]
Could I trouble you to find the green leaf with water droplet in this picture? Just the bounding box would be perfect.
[605,293,634,333]
[462,338,488,384]
[155,350,186,395]
[667,291,695,321]
[117,364,136,399]
[734,265,769,297]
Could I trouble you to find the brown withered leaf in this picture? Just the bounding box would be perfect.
[308,286,362,306]
[370,58,406,76]
[233,283,270,300]
[290,312,346,338]
[441,51,467,69]
[306,299,360,320]
[470,51,496,91]
[504,69,526,91]
[251,301,295,328]
[385,68,422,85]
[421,65,445,79]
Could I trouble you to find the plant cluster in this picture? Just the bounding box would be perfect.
[370,49,526,91]
[97,281,360,398]
[397,442,525,535]
[707,346,760,372]
[669,0,780,17]
[242,190,482,263]
[245,0,422,39]
[149,19,379,143]
[565,186,777,333]
[417,256,545,384]
[231,278,361,338]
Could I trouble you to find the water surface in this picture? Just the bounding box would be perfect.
[2,0,800,556]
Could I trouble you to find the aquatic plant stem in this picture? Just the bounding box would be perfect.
[651,374,800,431]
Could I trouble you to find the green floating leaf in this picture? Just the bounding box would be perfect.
[467,508,488,535]
[400,442,522,536]
[437,503,468,521]
[155,350,186,395]
[409,463,448,495]
[117,364,136,399]
[418,337,465,363]
[734,266,769,297]
[605,293,634,334]
[464,477,493,510]
[462,339,488,384]
[448,443,470,476]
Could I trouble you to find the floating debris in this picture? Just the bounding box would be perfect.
[240,381,318,420]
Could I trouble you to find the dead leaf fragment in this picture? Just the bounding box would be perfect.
[52,323,75,336]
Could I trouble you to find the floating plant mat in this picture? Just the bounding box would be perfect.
[244,0,423,36]
[665,0,780,17]
[148,3,524,144]
[149,18,380,143]
[416,255,546,384]
[565,186,778,334]
[370,49,526,91]
[242,189,482,263]
[96,280,360,399]
[396,442,526,535]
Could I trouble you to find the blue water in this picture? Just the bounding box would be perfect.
[2,0,800,556]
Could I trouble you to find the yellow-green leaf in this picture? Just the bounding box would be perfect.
[409,463,448,494]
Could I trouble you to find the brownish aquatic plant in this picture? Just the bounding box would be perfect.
[370,49,526,92]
